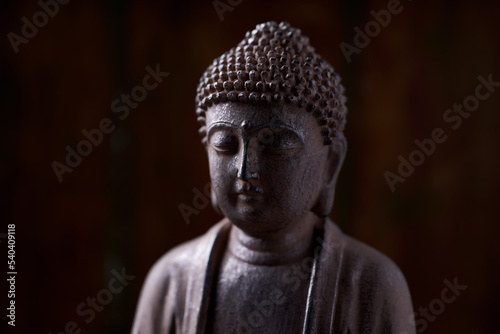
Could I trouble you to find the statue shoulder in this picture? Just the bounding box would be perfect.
[323,220,407,285]
[339,231,409,289]
[131,219,230,333]
[144,236,203,286]
[145,218,230,286]
[325,221,415,333]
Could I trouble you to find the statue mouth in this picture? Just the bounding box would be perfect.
[235,182,264,203]
[237,193,263,203]
[236,182,263,193]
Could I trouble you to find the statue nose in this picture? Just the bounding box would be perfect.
[236,143,259,181]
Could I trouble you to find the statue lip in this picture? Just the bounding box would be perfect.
[235,182,263,195]
[235,182,264,202]
[237,193,263,203]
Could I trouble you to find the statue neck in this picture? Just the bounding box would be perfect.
[227,213,321,266]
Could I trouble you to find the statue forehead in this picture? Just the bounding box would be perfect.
[205,102,313,130]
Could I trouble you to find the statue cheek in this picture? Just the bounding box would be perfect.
[209,160,236,197]
[263,160,304,202]
[289,160,324,206]
[209,154,233,177]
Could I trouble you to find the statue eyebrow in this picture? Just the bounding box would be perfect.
[254,122,297,132]
[207,121,238,132]
[254,123,305,142]
[207,121,303,140]
[206,122,239,140]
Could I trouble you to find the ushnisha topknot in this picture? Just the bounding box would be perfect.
[195,21,347,145]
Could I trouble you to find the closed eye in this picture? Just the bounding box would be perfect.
[209,130,239,153]
[257,127,303,152]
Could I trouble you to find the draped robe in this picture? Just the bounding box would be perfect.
[132,218,416,334]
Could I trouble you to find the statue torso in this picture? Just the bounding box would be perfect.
[206,231,314,334]
[132,219,416,334]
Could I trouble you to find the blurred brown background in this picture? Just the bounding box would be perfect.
[1,0,499,333]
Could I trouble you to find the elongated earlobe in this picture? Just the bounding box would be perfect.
[312,135,347,217]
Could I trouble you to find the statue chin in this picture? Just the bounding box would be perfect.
[223,208,292,236]
[220,198,318,237]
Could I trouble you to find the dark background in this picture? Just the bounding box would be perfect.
[2,0,499,333]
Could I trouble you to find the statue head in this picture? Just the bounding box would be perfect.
[195,21,348,236]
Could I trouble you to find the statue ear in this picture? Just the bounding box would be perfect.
[312,134,347,217]
[203,138,208,151]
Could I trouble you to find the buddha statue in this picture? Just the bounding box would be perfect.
[132,21,415,334]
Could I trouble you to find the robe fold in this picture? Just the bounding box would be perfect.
[132,218,416,334]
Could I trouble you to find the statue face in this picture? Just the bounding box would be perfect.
[205,102,334,236]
